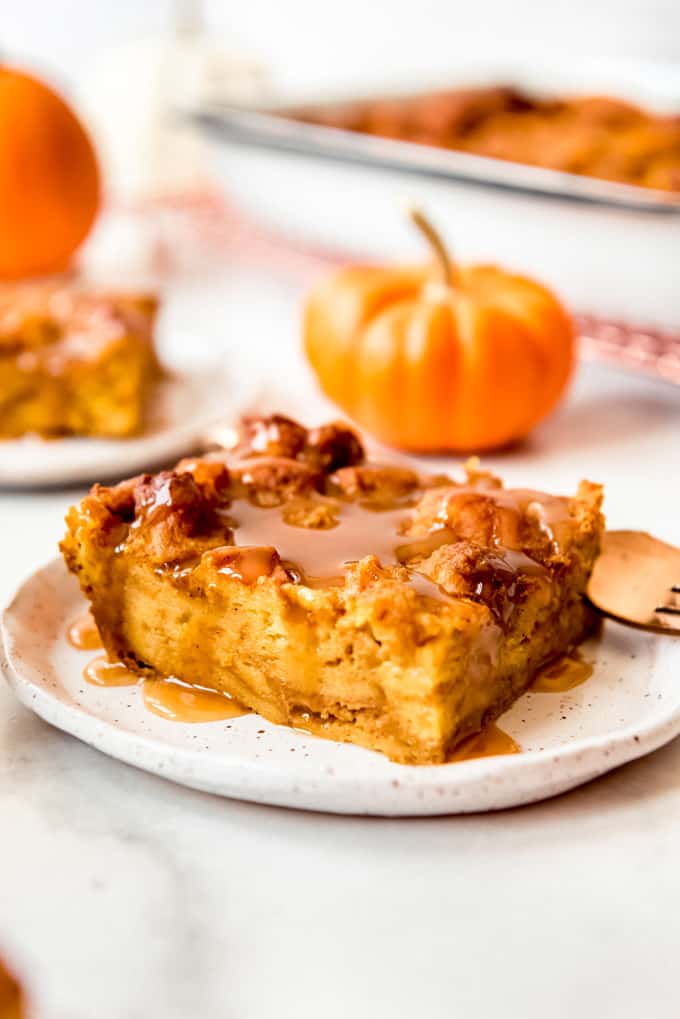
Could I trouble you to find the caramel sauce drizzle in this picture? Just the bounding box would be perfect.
[84,655,138,687]
[67,612,103,651]
[210,545,280,584]
[143,677,250,723]
[532,652,594,693]
[231,499,417,585]
[448,724,521,762]
[81,651,251,723]
[222,484,563,602]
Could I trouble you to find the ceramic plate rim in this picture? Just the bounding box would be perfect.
[3,557,680,816]
[0,364,257,489]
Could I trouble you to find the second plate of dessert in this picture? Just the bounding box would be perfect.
[0,364,252,487]
[0,284,257,487]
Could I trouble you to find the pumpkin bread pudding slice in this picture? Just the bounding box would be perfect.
[0,284,160,438]
[61,415,604,764]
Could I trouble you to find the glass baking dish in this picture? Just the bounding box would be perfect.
[188,72,680,326]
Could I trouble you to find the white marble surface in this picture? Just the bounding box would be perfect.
[2,267,680,1017]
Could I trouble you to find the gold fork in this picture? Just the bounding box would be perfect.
[588,531,680,635]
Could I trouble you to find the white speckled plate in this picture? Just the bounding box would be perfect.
[0,365,256,488]
[2,557,680,816]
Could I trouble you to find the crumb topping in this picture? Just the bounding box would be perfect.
[233,415,364,472]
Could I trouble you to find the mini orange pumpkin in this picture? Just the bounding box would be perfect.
[304,210,575,452]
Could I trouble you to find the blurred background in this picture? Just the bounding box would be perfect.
[1,0,679,442]
[2,0,679,453]
[7,0,680,199]
[6,0,680,91]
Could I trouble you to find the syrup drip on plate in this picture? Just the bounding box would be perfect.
[82,653,250,723]
[67,612,103,651]
[84,655,138,687]
[532,652,594,693]
[448,724,521,762]
[143,677,251,723]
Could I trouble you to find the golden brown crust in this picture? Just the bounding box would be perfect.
[329,463,420,503]
[230,457,321,506]
[304,422,365,471]
[237,413,308,460]
[294,87,680,191]
[235,414,365,470]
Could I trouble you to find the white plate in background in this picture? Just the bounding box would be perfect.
[0,365,257,488]
[3,557,680,817]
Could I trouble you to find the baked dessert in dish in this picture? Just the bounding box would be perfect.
[0,285,160,438]
[293,86,680,191]
[61,415,604,764]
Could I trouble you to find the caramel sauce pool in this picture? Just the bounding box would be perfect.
[67,612,103,651]
[533,653,594,693]
[448,724,521,762]
[69,612,263,722]
[223,484,562,600]
[228,498,426,586]
[81,651,249,723]
[143,677,250,723]
[446,649,594,763]
[84,655,138,687]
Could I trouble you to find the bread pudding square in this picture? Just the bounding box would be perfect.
[61,415,604,765]
[0,285,160,438]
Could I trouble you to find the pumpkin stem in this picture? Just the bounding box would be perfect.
[407,206,459,288]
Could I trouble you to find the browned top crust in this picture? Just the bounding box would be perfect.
[292,86,680,191]
[232,415,364,472]
[64,414,604,631]
[0,285,158,367]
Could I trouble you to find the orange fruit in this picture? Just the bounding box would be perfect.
[0,66,101,278]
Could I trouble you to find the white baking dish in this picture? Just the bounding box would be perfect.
[189,69,680,327]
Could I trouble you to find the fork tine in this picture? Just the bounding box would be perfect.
[656,584,680,615]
